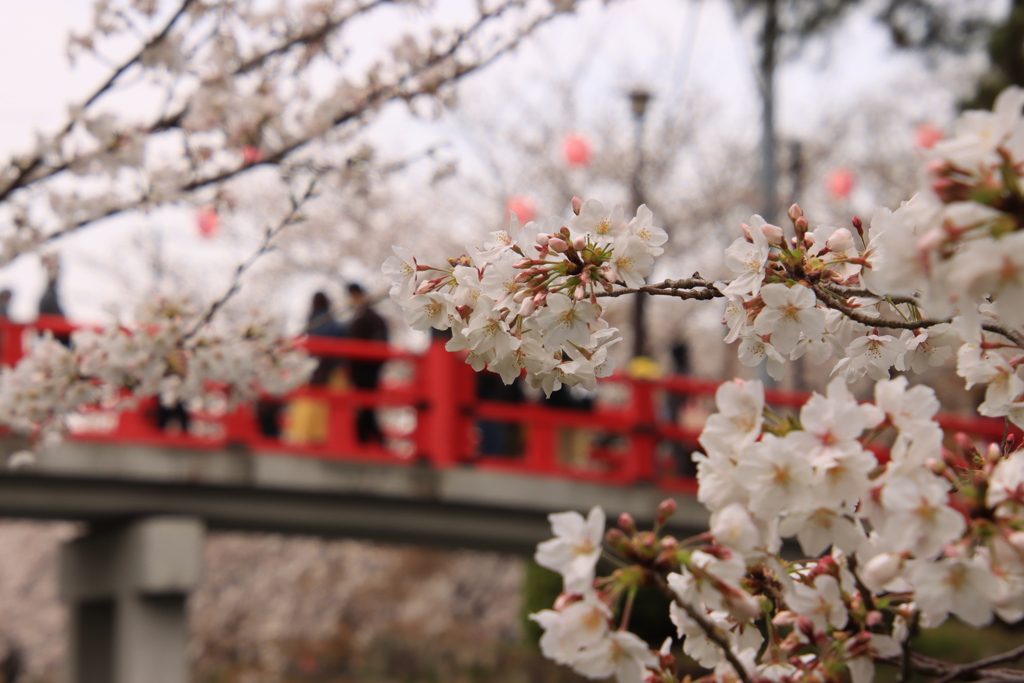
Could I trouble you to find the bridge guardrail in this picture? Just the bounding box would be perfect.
[0,316,1013,491]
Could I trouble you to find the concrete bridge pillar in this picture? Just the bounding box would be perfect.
[59,517,204,683]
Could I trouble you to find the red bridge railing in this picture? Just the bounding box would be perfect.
[0,316,1011,493]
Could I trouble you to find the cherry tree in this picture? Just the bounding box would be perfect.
[0,0,582,442]
[389,87,1024,682]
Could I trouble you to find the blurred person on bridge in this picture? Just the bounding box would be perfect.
[346,283,388,445]
[281,292,348,444]
[37,254,65,319]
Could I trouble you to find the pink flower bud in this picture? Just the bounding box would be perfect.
[866,610,883,627]
[826,228,854,253]
[415,280,434,295]
[797,615,817,639]
[513,290,530,303]
[553,592,581,611]
[574,285,585,301]
[536,233,550,247]
[761,223,785,246]
[861,552,902,591]
[514,259,532,269]
[517,297,536,317]
[722,586,761,622]
[788,203,804,222]
[657,498,677,525]
[549,238,569,253]
[572,234,587,251]
[740,222,753,242]
[514,271,533,284]
[772,610,797,627]
[533,292,547,307]
[618,512,636,535]
[605,528,628,552]
[572,196,583,215]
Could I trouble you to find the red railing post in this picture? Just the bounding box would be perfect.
[326,389,358,455]
[523,412,557,474]
[222,403,259,448]
[0,319,23,368]
[416,339,474,467]
[624,379,658,483]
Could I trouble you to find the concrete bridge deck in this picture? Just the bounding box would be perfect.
[0,441,710,554]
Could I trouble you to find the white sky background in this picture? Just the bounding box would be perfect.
[0,0,999,326]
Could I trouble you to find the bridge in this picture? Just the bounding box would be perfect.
[0,316,1007,683]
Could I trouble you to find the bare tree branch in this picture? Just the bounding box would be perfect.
[183,178,318,340]
[0,0,197,202]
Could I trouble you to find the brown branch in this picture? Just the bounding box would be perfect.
[182,178,317,340]
[0,0,197,202]
[932,643,1024,683]
[897,611,919,683]
[33,0,556,250]
[811,284,1024,346]
[598,278,724,301]
[233,0,393,76]
[844,555,876,615]
[648,572,752,683]
[819,283,919,306]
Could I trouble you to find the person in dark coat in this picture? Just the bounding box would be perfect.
[38,254,65,318]
[347,283,388,444]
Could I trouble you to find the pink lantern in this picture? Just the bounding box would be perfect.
[914,123,943,150]
[242,145,263,164]
[825,167,855,200]
[562,132,592,167]
[196,206,219,238]
[506,196,536,224]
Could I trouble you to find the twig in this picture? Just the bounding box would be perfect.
[34,0,559,250]
[648,573,752,683]
[897,610,919,683]
[0,0,197,201]
[811,285,1024,346]
[181,179,317,340]
[932,642,1024,683]
[844,555,876,615]
[819,283,918,306]
[598,278,724,301]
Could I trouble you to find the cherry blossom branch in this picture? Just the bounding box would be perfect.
[811,284,1024,346]
[597,277,724,300]
[844,555,876,614]
[931,643,1024,683]
[33,0,560,252]
[182,178,318,340]
[0,0,197,201]
[896,610,919,683]
[819,283,918,306]
[648,572,752,683]
[232,0,392,76]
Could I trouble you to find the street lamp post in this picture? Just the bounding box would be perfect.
[629,88,652,359]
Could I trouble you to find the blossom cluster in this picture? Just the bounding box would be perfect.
[0,0,577,267]
[533,377,1024,683]
[0,298,315,441]
[520,87,1024,683]
[718,91,1024,429]
[385,201,667,395]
